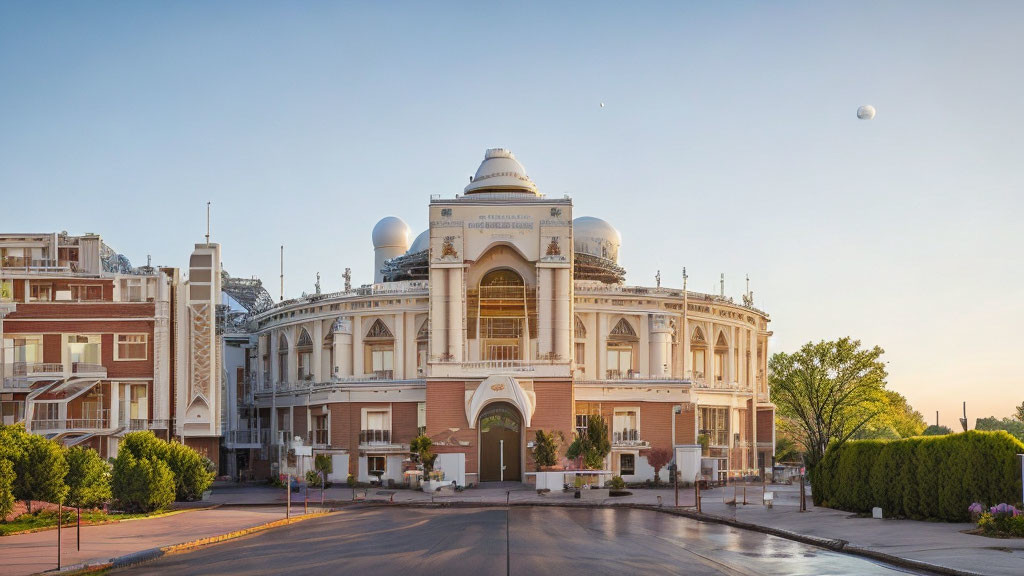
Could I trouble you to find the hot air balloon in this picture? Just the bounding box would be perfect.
[857,105,876,120]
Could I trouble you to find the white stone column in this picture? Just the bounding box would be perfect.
[312,321,323,382]
[286,327,298,384]
[538,268,552,358]
[270,332,280,384]
[394,312,405,379]
[404,313,417,377]
[352,316,363,376]
[681,313,690,379]
[109,382,120,429]
[429,268,447,361]
[553,268,570,362]
[447,267,463,362]
[335,325,352,377]
[639,315,650,378]
[596,312,608,379]
[650,315,672,378]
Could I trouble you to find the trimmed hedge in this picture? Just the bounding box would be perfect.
[814,430,1024,521]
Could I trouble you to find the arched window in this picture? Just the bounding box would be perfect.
[416,319,429,375]
[690,327,707,381]
[714,331,729,383]
[574,315,587,375]
[364,318,395,378]
[277,333,289,383]
[478,269,527,361]
[606,318,639,379]
[295,329,313,381]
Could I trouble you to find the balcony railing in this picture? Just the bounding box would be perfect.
[12,362,64,377]
[128,419,150,431]
[72,362,106,375]
[359,429,391,445]
[448,360,536,372]
[226,429,261,445]
[612,429,649,447]
[33,417,109,431]
[700,430,731,447]
[149,419,170,429]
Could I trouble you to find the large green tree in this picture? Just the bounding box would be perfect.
[1014,401,1024,423]
[769,338,888,472]
[852,390,927,439]
[975,416,1024,442]
[566,414,611,470]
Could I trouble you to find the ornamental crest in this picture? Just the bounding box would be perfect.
[550,207,562,218]
[441,236,458,258]
[545,236,561,257]
[490,382,505,391]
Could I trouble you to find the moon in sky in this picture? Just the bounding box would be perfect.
[857,105,876,120]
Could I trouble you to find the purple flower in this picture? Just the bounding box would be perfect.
[989,503,1019,517]
[968,502,984,516]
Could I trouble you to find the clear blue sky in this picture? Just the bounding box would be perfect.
[2,2,1022,422]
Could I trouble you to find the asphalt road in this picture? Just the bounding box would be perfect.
[114,506,925,576]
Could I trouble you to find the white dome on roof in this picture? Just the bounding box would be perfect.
[407,230,429,254]
[573,216,621,263]
[464,148,539,195]
[372,216,411,250]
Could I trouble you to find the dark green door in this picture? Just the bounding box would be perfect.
[478,403,521,482]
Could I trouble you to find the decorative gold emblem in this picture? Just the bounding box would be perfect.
[545,236,561,257]
[441,236,458,258]
[490,382,505,391]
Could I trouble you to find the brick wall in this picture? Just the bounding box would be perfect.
[43,334,61,363]
[756,408,774,442]
[524,380,573,472]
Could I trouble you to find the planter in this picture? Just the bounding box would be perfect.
[422,480,452,493]
[580,488,609,501]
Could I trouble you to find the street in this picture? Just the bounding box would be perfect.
[113,506,927,576]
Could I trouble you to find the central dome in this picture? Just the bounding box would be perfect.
[464,148,539,195]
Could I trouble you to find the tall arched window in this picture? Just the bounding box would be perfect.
[297,329,313,381]
[478,269,527,361]
[574,315,587,375]
[607,318,639,379]
[416,320,428,375]
[714,331,729,382]
[277,333,289,383]
[364,318,395,378]
[690,327,707,381]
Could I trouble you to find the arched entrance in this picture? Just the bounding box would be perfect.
[478,402,522,482]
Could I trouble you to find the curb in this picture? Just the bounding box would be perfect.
[4,507,216,538]
[42,510,336,575]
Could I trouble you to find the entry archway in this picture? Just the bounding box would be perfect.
[478,402,522,482]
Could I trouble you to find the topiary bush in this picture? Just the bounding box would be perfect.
[64,446,111,508]
[814,430,1024,521]
[111,452,175,513]
[117,432,213,501]
[0,459,15,519]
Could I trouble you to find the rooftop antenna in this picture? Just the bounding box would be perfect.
[205,202,211,244]
[147,255,152,267]
[279,245,284,301]
[720,273,725,297]
[959,401,968,432]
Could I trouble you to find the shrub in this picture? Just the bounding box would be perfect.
[566,414,610,470]
[533,430,561,469]
[314,454,333,475]
[0,459,14,519]
[346,474,356,487]
[814,431,1024,521]
[64,446,111,508]
[111,452,175,513]
[0,424,68,508]
[165,442,214,501]
[607,476,626,489]
[976,503,1024,537]
[117,432,213,501]
[646,448,672,484]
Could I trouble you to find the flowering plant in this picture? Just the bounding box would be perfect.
[973,502,1024,537]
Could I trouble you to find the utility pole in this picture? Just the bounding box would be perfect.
[280,246,284,301]
[205,201,211,244]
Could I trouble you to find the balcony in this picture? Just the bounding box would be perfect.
[32,417,109,432]
[700,430,731,447]
[359,429,391,445]
[225,429,262,449]
[430,359,569,379]
[72,362,106,377]
[12,362,64,378]
[612,429,649,448]
[128,419,151,431]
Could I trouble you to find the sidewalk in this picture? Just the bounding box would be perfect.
[0,506,319,576]
[210,481,1023,576]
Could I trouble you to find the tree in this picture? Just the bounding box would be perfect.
[532,430,561,469]
[0,459,14,520]
[646,448,672,484]
[0,424,68,509]
[774,434,802,464]
[922,424,952,436]
[975,417,1024,442]
[111,451,174,513]
[64,446,111,508]
[1015,401,1024,423]
[769,338,888,474]
[410,435,436,474]
[566,414,611,470]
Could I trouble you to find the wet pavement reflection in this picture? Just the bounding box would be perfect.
[116,506,927,576]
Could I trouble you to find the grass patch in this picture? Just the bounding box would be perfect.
[0,508,157,536]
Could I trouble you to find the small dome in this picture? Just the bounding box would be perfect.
[573,216,621,263]
[464,148,539,195]
[372,216,411,249]
[407,230,429,254]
